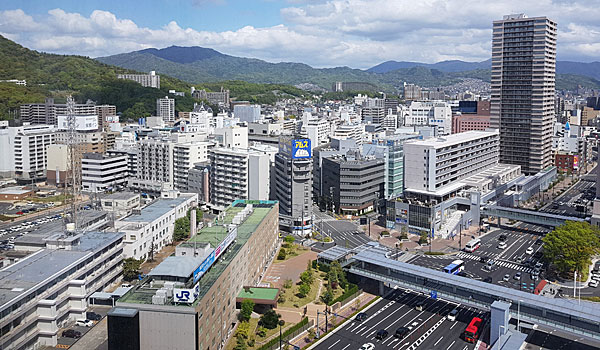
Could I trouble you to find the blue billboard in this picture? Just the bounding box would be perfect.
[193,250,215,283]
[292,139,311,159]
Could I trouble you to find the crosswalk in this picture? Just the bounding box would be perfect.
[455,252,534,273]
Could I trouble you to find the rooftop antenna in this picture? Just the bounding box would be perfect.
[66,96,79,235]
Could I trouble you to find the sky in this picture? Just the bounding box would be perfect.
[0,0,599,69]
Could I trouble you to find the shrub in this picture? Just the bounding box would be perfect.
[297,283,310,298]
[235,321,250,339]
[283,279,293,289]
[277,249,287,260]
[260,310,280,329]
[278,295,286,303]
[256,326,267,337]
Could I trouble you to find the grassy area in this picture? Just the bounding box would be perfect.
[0,214,15,222]
[29,194,71,203]
[580,296,600,303]
[278,271,325,308]
[225,317,296,350]
[275,243,309,262]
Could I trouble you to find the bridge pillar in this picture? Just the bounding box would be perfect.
[490,300,511,346]
[379,281,384,295]
[469,191,481,228]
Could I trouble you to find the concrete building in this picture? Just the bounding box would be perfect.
[403,101,453,135]
[131,138,175,193]
[156,96,175,123]
[402,83,421,100]
[108,200,279,350]
[20,98,96,125]
[214,125,248,149]
[187,162,211,204]
[0,124,56,181]
[100,192,141,219]
[56,115,99,131]
[81,153,129,193]
[96,105,117,130]
[361,106,386,125]
[301,116,330,149]
[332,124,365,145]
[114,193,197,260]
[209,147,270,209]
[274,137,313,235]
[0,232,123,349]
[490,14,557,175]
[117,71,160,88]
[321,150,385,216]
[46,144,69,187]
[234,104,261,123]
[173,141,211,191]
[191,87,230,106]
[452,114,491,133]
[404,130,500,192]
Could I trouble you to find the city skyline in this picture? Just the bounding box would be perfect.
[0,0,599,68]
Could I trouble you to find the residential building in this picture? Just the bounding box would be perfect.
[209,147,270,209]
[214,125,248,148]
[20,98,96,125]
[191,87,230,106]
[173,141,211,190]
[490,14,557,175]
[403,101,453,135]
[234,104,261,123]
[402,83,421,100]
[81,153,129,193]
[332,124,365,145]
[117,71,160,88]
[452,114,491,133]
[273,137,313,235]
[0,124,56,181]
[301,116,330,149]
[0,232,123,349]
[321,150,385,216]
[157,96,175,123]
[96,105,117,130]
[108,200,279,350]
[131,138,175,193]
[114,193,197,260]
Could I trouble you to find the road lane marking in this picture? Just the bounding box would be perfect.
[328,339,340,349]
[434,336,443,346]
[446,340,455,350]
[340,344,350,350]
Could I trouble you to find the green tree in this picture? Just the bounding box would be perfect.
[277,248,287,260]
[260,310,280,329]
[418,231,429,245]
[300,270,313,285]
[298,283,311,298]
[543,221,600,279]
[284,235,295,244]
[123,258,142,281]
[173,216,190,241]
[320,284,334,305]
[235,321,250,339]
[239,299,254,322]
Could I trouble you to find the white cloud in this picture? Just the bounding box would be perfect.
[0,2,598,69]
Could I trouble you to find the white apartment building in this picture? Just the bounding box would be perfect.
[132,138,175,192]
[403,101,453,135]
[0,124,56,180]
[117,71,160,88]
[173,141,211,190]
[209,147,270,208]
[404,130,500,192]
[187,104,214,134]
[301,117,330,149]
[81,153,129,193]
[214,125,248,148]
[115,193,197,260]
[332,124,365,145]
[0,232,123,349]
[248,122,282,136]
[156,96,175,123]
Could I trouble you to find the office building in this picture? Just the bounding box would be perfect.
[20,98,96,125]
[321,151,385,216]
[490,14,557,175]
[0,124,56,181]
[0,232,123,349]
[81,153,129,193]
[108,200,279,350]
[403,101,453,135]
[117,71,160,88]
[56,115,99,131]
[404,130,500,192]
[214,125,248,148]
[187,162,211,204]
[234,104,261,123]
[100,192,141,219]
[361,106,386,124]
[114,193,197,260]
[452,114,491,133]
[274,138,313,235]
[332,124,365,145]
[156,96,175,123]
[96,105,117,130]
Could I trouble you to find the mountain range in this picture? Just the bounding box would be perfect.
[97,46,600,91]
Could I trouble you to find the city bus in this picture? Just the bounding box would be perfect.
[443,260,465,275]
[464,238,481,253]
[464,317,482,343]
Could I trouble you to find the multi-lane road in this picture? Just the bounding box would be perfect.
[408,223,548,293]
[313,208,373,248]
[314,288,488,350]
[541,179,594,217]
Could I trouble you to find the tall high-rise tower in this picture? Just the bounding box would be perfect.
[490,14,557,175]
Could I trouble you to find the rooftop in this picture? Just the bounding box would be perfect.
[0,187,31,195]
[405,130,498,148]
[101,191,139,201]
[121,194,195,223]
[237,287,279,301]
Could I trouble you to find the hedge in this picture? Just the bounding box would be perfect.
[424,251,445,256]
[329,283,359,306]
[257,317,309,350]
[312,260,330,273]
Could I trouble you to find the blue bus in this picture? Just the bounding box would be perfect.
[443,260,465,275]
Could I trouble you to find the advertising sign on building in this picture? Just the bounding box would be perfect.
[215,229,237,259]
[174,283,200,303]
[193,250,215,284]
[573,155,579,170]
[291,139,311,159]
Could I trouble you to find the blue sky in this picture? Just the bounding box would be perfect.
[1,0,599,68]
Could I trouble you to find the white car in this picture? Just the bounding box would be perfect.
[76,319,94,327]
[447,309,459,321]
[526,247,534,255]
[498,242,507,249]
[360,343,375,350]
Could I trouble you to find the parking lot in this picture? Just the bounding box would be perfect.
[408,223,548,293]
[0,213,64,251]
[314,287,489,350]
[56,306,110,348]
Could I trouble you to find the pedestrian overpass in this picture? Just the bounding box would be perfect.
[481,205,585,227]
[343,244,600,342]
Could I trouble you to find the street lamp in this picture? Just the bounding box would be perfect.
[279,319,285,349]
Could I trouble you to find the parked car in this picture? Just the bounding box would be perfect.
[76,319,94,327]
[86,312,102,321]
[359,344,375,350]
[395,326,410,338]
[503,274,510,282]
[447,309,459,321]
[62,329,82,338]
[376,329,389,340]
[483,276,493,283]
[355,312,368,322]
[415,301,425,311]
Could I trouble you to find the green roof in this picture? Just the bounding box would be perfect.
[237,287,279,301]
